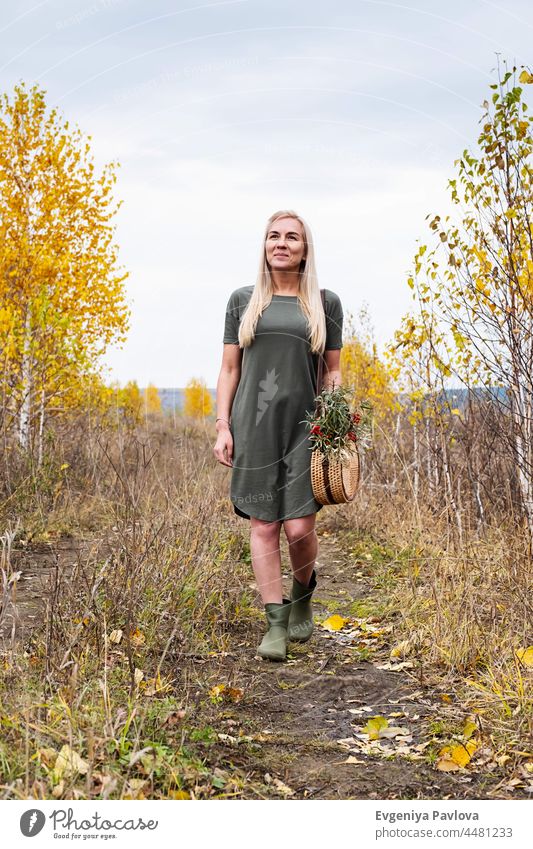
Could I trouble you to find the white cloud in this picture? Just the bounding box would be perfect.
[2,0,531,388]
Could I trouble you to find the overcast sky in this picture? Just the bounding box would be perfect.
[2,0,532,387]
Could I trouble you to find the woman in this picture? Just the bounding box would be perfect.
[213,209,343,662]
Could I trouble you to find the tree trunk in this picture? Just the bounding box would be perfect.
[18,309,32,451]
[412,405,419,500]
[37,386,45,469]
[510,381,533,557]
[439,418,463,546]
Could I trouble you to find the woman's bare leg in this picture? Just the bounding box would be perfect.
[283,513,318,586]
[249,516,283,604]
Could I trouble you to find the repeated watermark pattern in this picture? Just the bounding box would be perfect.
[231,490,275,510]
[112,55,261,104]
[55,0,128,31]
[256,367,280,426]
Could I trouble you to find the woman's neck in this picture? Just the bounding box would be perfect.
[270,271,301,296]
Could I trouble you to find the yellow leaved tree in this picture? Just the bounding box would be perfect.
[0,81,130,461]
[119,380,143,425]
[143,383,162,416]
[385,61,533,548]
[183,378,213,419]
[341,305,397,423]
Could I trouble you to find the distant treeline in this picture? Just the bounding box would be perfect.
[155,386,509,413]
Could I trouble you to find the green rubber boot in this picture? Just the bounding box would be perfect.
[287,569,317,642]
[257,599,292,661]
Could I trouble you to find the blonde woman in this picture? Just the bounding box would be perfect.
[213,210,343,662]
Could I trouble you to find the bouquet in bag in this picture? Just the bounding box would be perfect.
[301,385,373,462]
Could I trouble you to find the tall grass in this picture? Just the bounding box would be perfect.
[0,413,254,799]
[0,399,531,798]
[335,398,533,749]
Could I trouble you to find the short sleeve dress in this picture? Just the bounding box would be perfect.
[222,286,344,522]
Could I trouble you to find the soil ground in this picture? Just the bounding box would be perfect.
[2,529,530,800]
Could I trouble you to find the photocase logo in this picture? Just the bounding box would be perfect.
[20,809,46,837]
[256,367,279,425]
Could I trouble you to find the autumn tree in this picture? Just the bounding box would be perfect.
[143,383,162,416]
[385,307,462,530]
[119,380,143,424]
[341,304,397,421]
[388,60,533,548]
[183,378,213,419]
[0,82,130,460]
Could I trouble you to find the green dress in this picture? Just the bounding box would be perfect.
[222,286,344,522]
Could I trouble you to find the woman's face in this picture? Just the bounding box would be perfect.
[265,217,306,273]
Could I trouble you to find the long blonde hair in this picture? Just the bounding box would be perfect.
[237,209,326,353]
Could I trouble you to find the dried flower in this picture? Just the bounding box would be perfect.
[300,386,373,461]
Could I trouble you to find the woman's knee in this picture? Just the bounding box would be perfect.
[283,517,316,547]
[250,517,282,541]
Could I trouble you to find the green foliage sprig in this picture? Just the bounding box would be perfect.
[300,385,373,462]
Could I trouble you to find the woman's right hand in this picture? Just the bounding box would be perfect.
[213,425,233,467]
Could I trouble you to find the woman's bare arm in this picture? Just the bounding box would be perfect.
[322,348,342,391]
[213,344,243,467]
[216,344,242,426]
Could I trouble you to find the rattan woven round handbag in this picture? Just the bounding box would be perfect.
[310,290,360,505]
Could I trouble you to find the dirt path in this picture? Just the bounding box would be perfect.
[0,537,100,645]
[2,529,529,800]
[188,529,530,800]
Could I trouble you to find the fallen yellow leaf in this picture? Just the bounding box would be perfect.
[320,614,349,631]
[209,683,244,702]
[453,740,477,767]
[437,740,477,771]
[462,720,477,739]
[144,671,173,696]
[130,629,146,647]
[169,789,191,799]
[227,687,244,703]
[361,716,389,740]
[390,640,411,658]
[515,646,533,667]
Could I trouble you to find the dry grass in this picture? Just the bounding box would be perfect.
[0,409,531,798]
[0,414,254,799]
[335,488,533,751]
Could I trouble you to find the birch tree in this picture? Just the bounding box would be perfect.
[0,82,130,458]
[392,61,533,550]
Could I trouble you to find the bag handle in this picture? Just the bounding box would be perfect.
[315,288,326,415]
